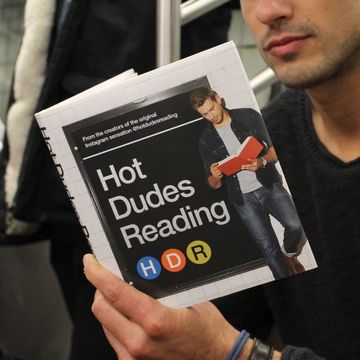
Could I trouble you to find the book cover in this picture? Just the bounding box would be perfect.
[217,136,264,176]
[35,42,317,307]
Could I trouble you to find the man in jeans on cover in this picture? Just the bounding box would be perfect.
[191,87,304,278]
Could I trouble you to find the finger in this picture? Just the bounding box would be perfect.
[103,326,136,360]
[94,290,170,357]
[84,254,165,326]
[92,290,144,344]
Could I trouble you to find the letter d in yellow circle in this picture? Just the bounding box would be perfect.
[186,240,212,265]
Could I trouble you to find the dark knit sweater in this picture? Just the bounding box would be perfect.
[261,89,360,359]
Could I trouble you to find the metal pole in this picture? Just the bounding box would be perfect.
[181,0,231,25]
[156,0,277,95]
[250,67,278,94]
[156,0,181,67]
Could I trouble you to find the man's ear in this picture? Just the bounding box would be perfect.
[215,94,222,104]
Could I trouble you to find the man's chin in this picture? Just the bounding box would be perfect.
[273,66,322,89]
[270,57,338,89]
[278,74,328,89]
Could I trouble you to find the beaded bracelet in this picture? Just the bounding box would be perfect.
[226,330,250,360]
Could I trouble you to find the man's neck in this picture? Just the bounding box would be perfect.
[213,109,231,129]
[307,64,360,163]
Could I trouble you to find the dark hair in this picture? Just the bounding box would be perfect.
[189,87,218,110]
[189,87,226,110]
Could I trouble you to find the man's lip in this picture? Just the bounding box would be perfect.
[264,35,310,51]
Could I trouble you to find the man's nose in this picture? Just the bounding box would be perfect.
[255,0,293,26]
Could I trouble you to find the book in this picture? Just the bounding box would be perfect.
[35,41,317,308]
[217,136,264,176]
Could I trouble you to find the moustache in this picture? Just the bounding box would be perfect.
[260,22,317,49]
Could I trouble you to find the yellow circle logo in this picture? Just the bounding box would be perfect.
[186,240,212,265]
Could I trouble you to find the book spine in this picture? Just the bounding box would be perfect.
[38,121,91,244]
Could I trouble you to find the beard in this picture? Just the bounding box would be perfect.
[260,22,360,89]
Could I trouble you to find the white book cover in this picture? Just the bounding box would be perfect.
[35,41,317,308]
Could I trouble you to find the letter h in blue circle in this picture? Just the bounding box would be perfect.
[137,256,161,280]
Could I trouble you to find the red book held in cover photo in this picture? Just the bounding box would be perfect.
[217,136,264,176]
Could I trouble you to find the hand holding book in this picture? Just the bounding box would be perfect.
[216,136,264,176]
[240,157,265,172]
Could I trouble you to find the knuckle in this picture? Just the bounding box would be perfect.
[144,309,168,337]
[102,279,125,304]
[126,334,149,358]
[91,294,104,316]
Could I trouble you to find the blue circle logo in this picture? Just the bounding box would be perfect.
[137,256,161,280]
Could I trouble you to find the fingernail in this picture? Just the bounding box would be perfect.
[83,253,95,268]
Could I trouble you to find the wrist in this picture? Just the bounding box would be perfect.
[225,330,252,360]
[259,157,267,168]
[211,174,223,188]
[238,338,254,360]
[225,334,279,360]
[248,338,278,360]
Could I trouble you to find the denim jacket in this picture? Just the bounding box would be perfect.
[199,108,282,205]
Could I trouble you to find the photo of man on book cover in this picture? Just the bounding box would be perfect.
[190,87,305,279]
